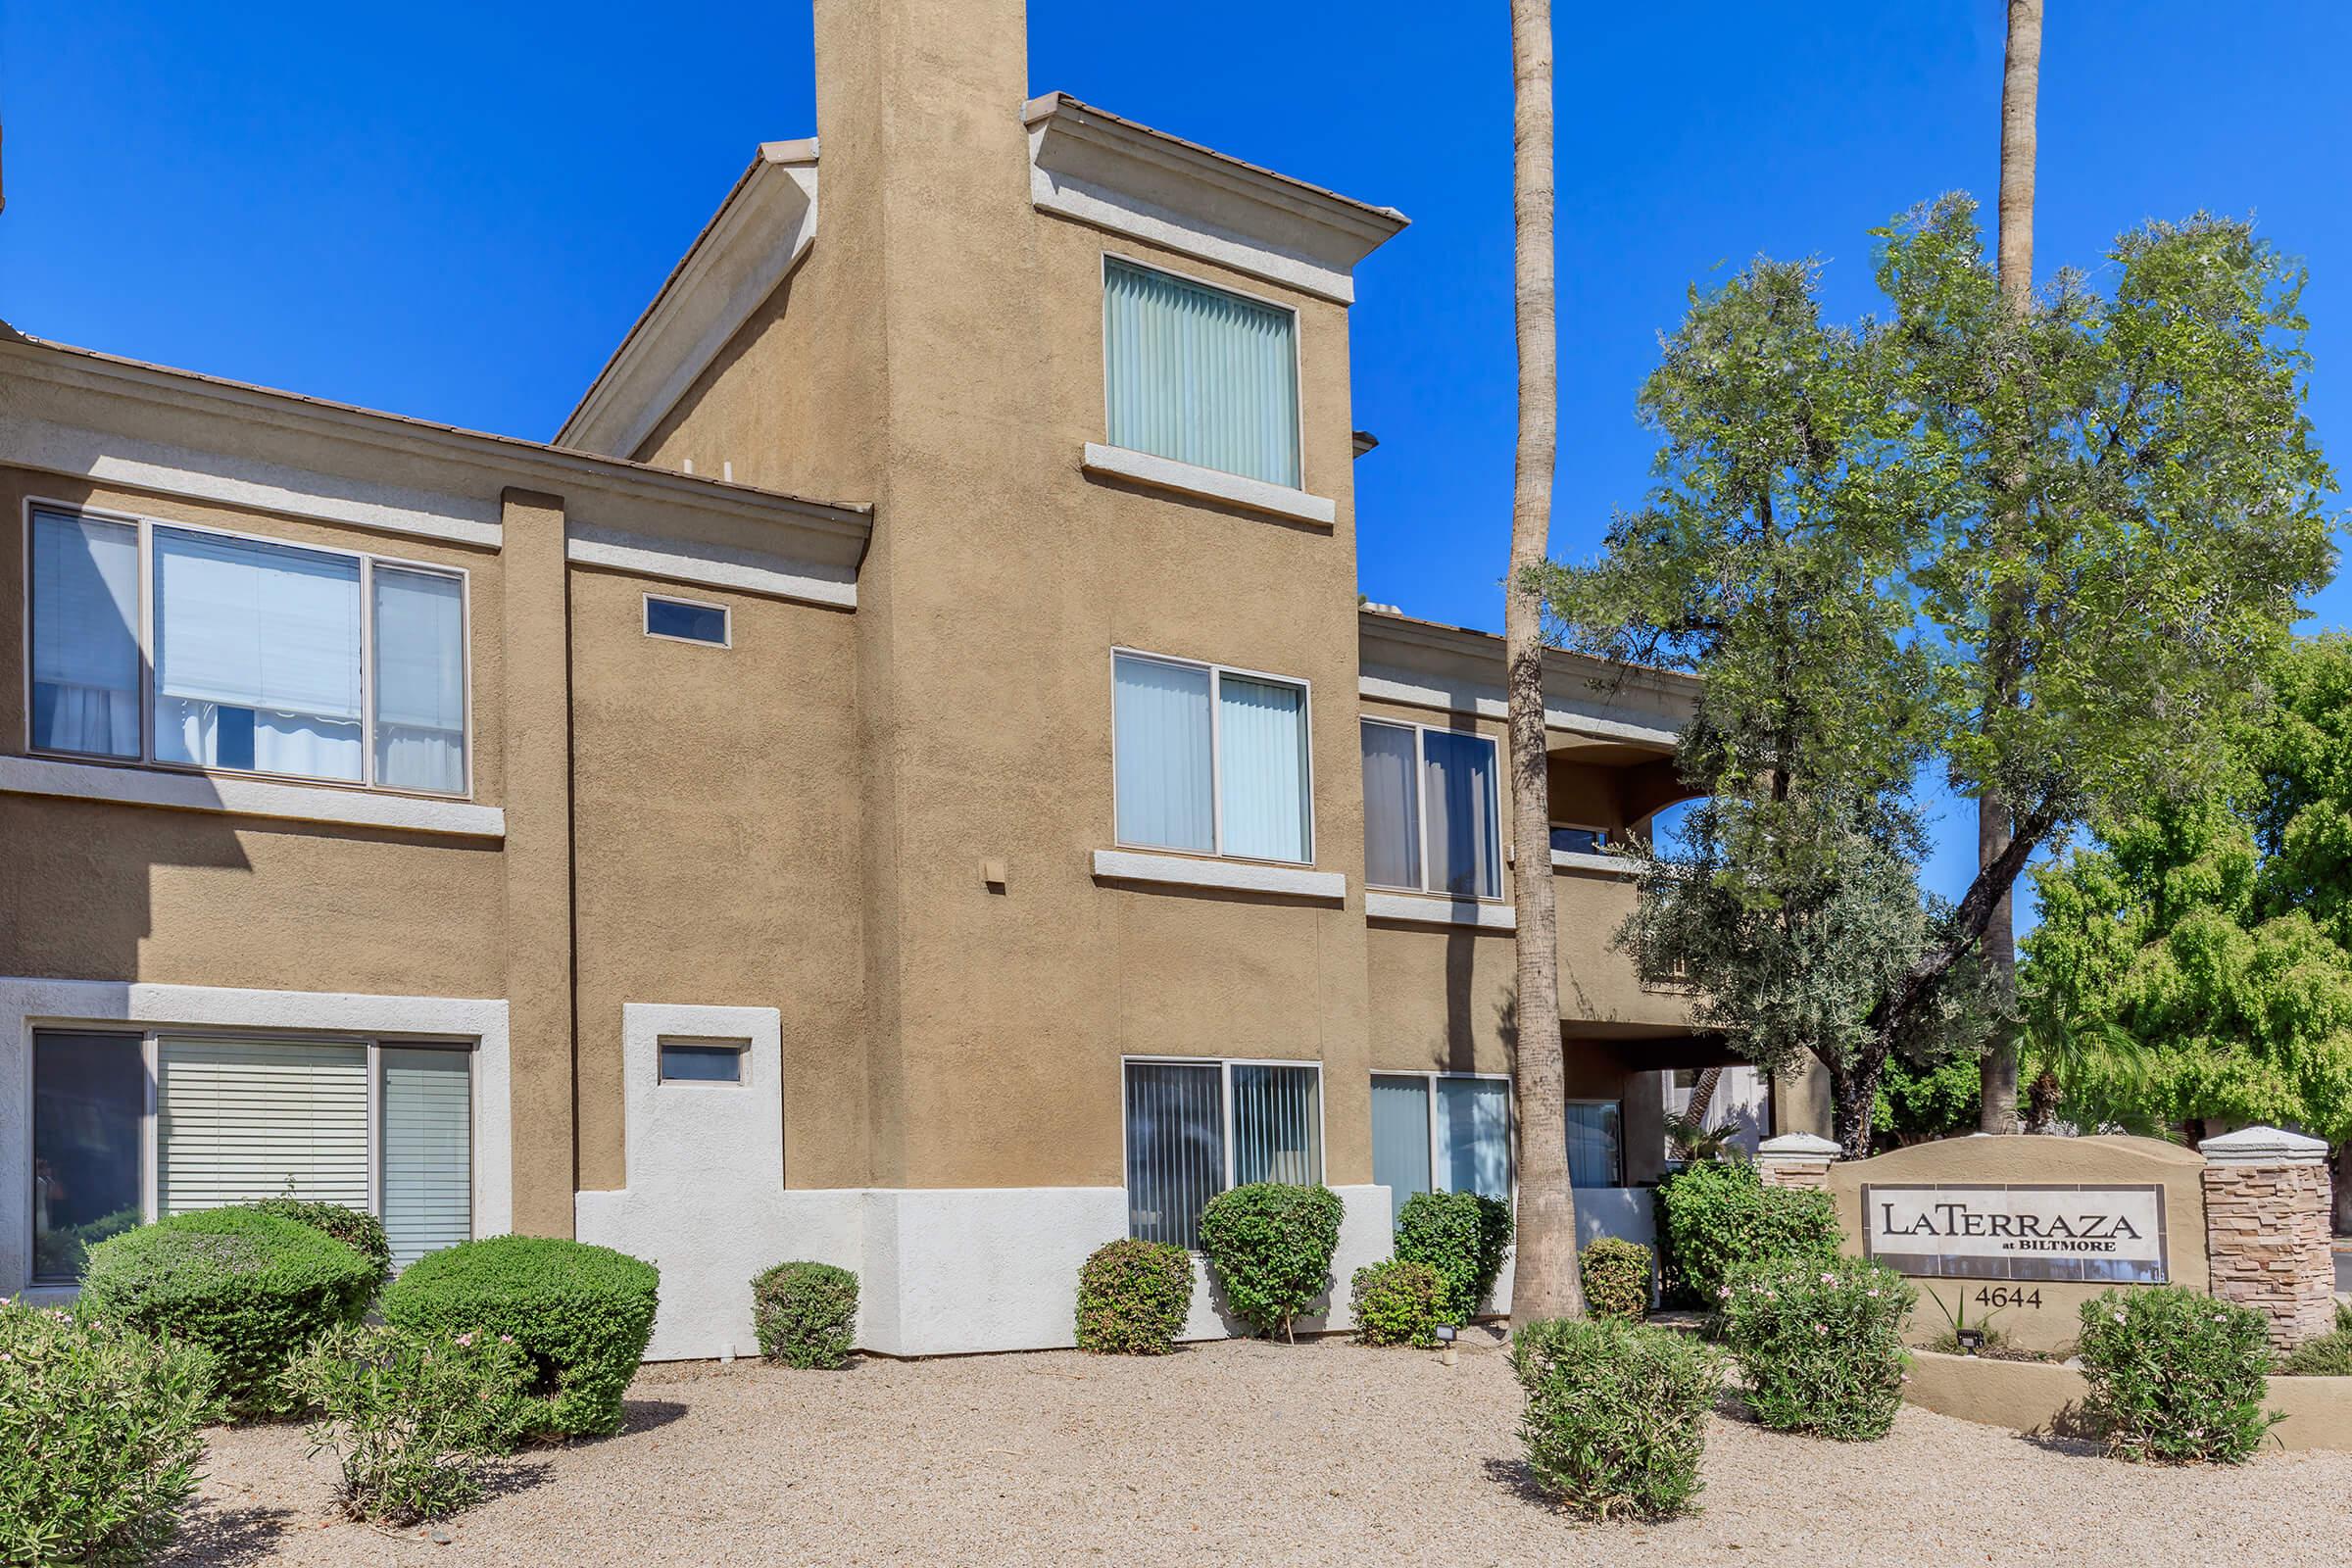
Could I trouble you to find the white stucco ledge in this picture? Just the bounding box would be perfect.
[2198,1125,2330,1165]
[1092,849,1346,902]
[1363,890,1515,931]
[1757,1132,1842,1159]
[1550,849,1635,877]
[0,755,506,838]
[1080,443,1337,526]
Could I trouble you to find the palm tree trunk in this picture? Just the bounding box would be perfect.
[1504,0,1583,1323]
[1979,0,2041,1135]
[1684,1065,1723,1128]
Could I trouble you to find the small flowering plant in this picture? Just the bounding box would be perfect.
[2074,1287,2279,1464]
[1719,1255,1915,1441]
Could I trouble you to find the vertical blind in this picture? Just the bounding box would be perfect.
[1231,1064,1322,1186]
[158,1038,369,1212]
[1564,1101,1624,1189]
[1217,676,1310,862]
[1436,1077,1511,1199]
[1114,656,1311,863]
[1359,722,1421,889]
[1423,730,1501,898]
[380,1048,472,1269]
[1103,259,1301,488]
[28,512,140,759]
[1125,1061,1224,1250]
[372,567,467,794]
[1369,1075,1433,1226]
[1113,656,1214,854]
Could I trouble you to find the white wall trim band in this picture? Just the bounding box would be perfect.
[564,522,857,610]
[1550,849,1635,877]
[0,978,512,1296]
[1363,890,1517,930]
[0,755,508,838]
[1081,443,1336,526]
[1356,672,1681,747]
[1092,848,1347,902]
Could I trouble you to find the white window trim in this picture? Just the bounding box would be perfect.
[641,591,733,649]
[22,498,476,802]
[1360,714,1503,902]
[1370,1069,1516,1204]
[1110,647,1318,869]
[1118,1054,1328,1244]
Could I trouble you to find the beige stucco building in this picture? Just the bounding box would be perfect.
[4,0,1821,1356]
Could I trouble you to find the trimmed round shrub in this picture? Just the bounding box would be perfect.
[1074,1239,1194,1355]
[751,1260,860,1369]
[1512,1315,1719,1521]
[80,1206,376,1415]
[2075,1287,2279,1463]
[1198,1182,1344,1342]
[254,1198,393,1297]
[1393,1190,1514,1324]
[1580,1237,1652,1322]
[1350,1258,1446,1348]
[284,1323,535,1526]
[1,1300,220,1567]
[382,1236,659,1439]
[2278,1327,2352,1378]
[1720,1255,1914,1441]
[1655,1159,1838,1306]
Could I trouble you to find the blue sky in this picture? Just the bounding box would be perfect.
[5,1,2346,905]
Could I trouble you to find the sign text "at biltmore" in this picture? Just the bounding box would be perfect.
[1860,1184,2170,1284]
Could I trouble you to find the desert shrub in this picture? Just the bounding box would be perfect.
[1074,1239,1194,1355]
[1511,1315,1719,1521]
[79,1206,375,1415]
[1579,1237,1652,1322]
[2278,1329,2352,1377]
[382,1236,659,1439]
[1720,1255,1914,1441]
[1655,1160,1838,1307]
[0,1301,220,1567]
[284,1324,534,1525]
[1349,1259,1446,1348]
[1197,1183,1344,1342]
[254,1198,393,1297]
[751,1261,861,1369]
[2075,1287,2278,1462]
[1393,1191,1513,1324]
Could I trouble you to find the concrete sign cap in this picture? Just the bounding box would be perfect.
[1758,1133,1842,1159]
[2197,1125,2330,1166]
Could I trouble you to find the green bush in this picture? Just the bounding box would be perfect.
[1197,1183,1344,1342]
[382,1237,659,1439]
[1511,1315,1719,1521]
[254,1198,393,1297]
[2277,1328,2352,1377]
[1393,1191,1513,1324]
[284,1324,534,1525]
[2075,1287,2279,1462]
[1655,1160,1839,1306]
[0,1301,220,1567]
[1580,1237,1652,1322]
[1074,1239,1194,1355]
[1720,1256,1914,1441]
[751,1261,860,1369]
[1349,1259,1446,1348]
[80,1206,376,1415]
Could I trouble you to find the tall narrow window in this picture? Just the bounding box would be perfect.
[31,1032,144,1283]
[1362,719,1501,899]
[1436,1076,1511,1199]
[28,513,140,760]
[1369,1074,1433,1226]
[373,567,467,794]
[1359,721,1421,890]
[1113,652,1311,864]
[1217,676,1310,862]
[380,1048,472,1270]
[1564,1101,1624,1189]
[1124,1060,1224,1250]
[1113,656,1214,854]
[1103,259,1300,488]
[1231,1064,1321,1186]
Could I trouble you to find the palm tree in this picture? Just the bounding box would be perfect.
[1503,0,1583,1321]
[1979,0,2043,1134]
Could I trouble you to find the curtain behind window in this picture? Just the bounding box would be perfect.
[1217,675,1309,862]
[373,567,467,794]
[1359,722,1421,889]
[28,512,140,759]
[1104,260,1300,488]
[1436,1077,1511,1199]
[1423,730,1500,898]
[1113,656,1214,853]
[1563,1102,1623,1189]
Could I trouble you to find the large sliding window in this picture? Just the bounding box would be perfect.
[1113,651,1313,864]
[24,506,471,796]
[1102,258,1301,488]
[29,1029,474,1282]
[1124,1058,1322,1250]
[1360,718,1501,899]
[1369,1072,1512,1226]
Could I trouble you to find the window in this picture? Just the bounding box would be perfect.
[645,595,729,647]
[1124,1058,1322,1250]
[1102,259,1300,488]
[658,1040,746,1084]
[29,1028,473,1281]
[1564,1100,1624,1189]
[1550,825,1608,857]
[24,507,470,796]
[1360,718,1501,899]
[1113,651,1312,864]
[1370,1073,1512,1226]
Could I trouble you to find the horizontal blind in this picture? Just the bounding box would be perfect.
[158,1038,368,1213]
[381,1048,472,1269]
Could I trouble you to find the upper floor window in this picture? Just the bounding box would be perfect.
[1103,258,1301,489]
[1360,717,1501,899]
[1113,650,1312,864]
[26,507,468,796]
[1550,824,1609,857]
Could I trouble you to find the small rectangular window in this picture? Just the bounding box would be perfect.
[645,596,729,646]
[1103,259,1300,487]
[659,1040,746,1083]
[1550,825,1608,857]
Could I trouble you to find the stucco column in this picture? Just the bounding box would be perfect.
[2198,1125,2334,1348]
[500,487,577,1236]
[1756,1131,1839,1192]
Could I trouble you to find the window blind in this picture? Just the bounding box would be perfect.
[1216,675,1309,862]
[1359,722,1422,890]
[372,567,467,795]
[158,1038,368,1213]
[1369,1075,1433,1226]
[380,1048,471,1269]
[1103,259,1300,487]
[1231,1063,1321,1187]
[28,512,140,760]
[1124,1061,1223,1250]
[1113,655,1215,854]
[1436,1077,1511,1200]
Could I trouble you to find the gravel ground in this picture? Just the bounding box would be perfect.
[166,1329,2352,1567]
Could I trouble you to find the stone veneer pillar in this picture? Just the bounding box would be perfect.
[2197,1125,2335,1349]
[1756,1132,1841,1192]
